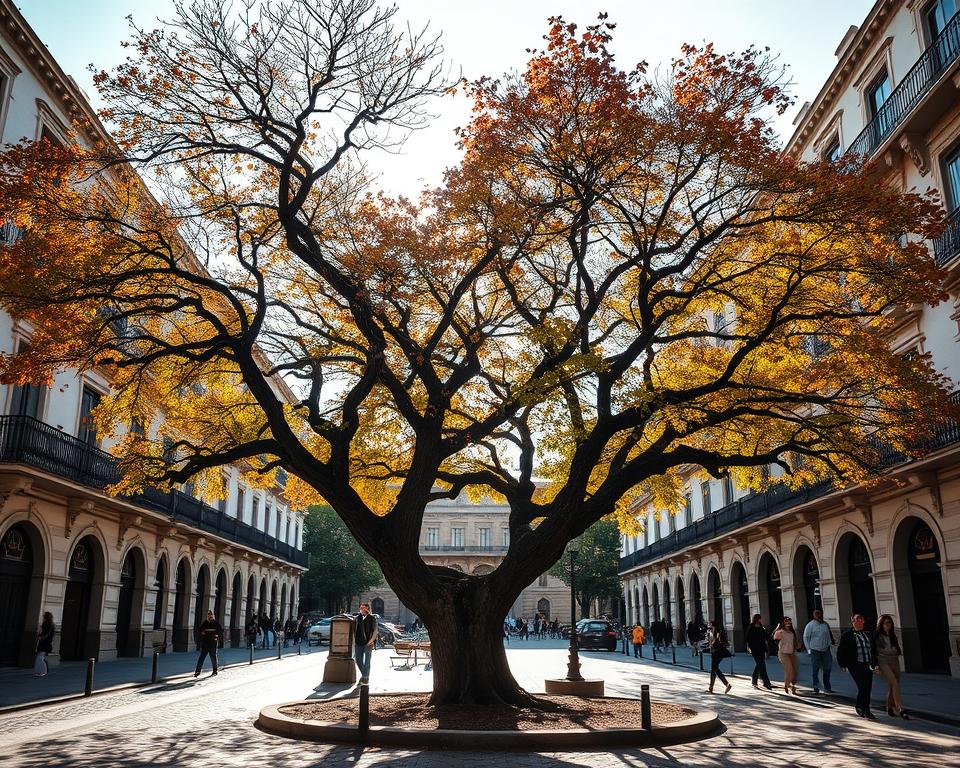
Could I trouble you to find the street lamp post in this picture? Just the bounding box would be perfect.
[566,545,583,682]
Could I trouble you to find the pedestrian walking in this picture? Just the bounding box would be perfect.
[245,614,258,648]
[664,620,673,647]
[687,617,703,656]
[773,617,802,694]
[836,613,878,719]
[354,602,377,683]
[632,623,645,657]
[875,614,909,719]
[802,609,835,693]
[33,611,55,677]
[746,614,773,690]
[194,610,223,677]
[704,619,733,694]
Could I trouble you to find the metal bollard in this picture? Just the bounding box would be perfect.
[151,651,159,684]
[640,684,652,730]
[298,643,302,656]
[249,643,254,665]
[84,658,95,696]
[699,652,704,672]
[671,645,676,665]
[730,654,735,676]
[652,644,657,662]
[278,643,282,660]
[359,679,370,737]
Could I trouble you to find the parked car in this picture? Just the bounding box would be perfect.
[307,617,334,645]
[577,619,618,651]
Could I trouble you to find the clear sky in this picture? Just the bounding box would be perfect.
[18,0,875,198]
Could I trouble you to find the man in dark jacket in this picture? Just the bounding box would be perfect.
[746,614,773,689]
[354,603,378,683]
[836,614,878,719]
[195,610,223,677]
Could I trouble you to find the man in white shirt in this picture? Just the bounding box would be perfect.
[802,609,834,693]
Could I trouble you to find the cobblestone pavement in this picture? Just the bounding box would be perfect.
[0,642,956,768]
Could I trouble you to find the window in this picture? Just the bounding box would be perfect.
[8,342,42,418]
[252,496,261,529]
[294,523,299,547]
[925,0,957,44]
[945,143,960,211]
[667,509,676,534]
[684,493,693,527]
[701,481,712,516]
[824,138,841,163]
[78,386,102,446]
[426,527,439,549]
[285,516,291,543]
[538,574,549,587]
[478,528,491,549]
[867,69,892,135]
[722,476,734,507]
[502,528,510,547]
[275,507,282,539]
[237,487,246,521]
[451,527,465,549]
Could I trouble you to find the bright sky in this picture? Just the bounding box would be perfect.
[19,0,874,199]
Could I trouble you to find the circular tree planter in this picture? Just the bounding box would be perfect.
[257,693,722,750]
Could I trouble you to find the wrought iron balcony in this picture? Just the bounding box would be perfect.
[420,545,509,554]
[934,206,960,266]
[0,415,308,568]
[848,12,960,159]
[620,391,960,574]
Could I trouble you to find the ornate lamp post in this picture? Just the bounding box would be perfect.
[565,540,583,682]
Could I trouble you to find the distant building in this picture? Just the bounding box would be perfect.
[620,0,960,676]
[359,493,578,626]
[0,0,306,668]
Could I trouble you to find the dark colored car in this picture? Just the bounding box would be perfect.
[577,619,618,651]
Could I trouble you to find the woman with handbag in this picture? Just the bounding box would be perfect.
[33,612,55,677]
[704,618,733,694]
[773,616,802,694]
[875,614,908,719]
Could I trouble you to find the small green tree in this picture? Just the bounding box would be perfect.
[548,520,623,618]
[299,506,383,615]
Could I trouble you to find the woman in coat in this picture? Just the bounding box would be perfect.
[875,614,908,719]
[746,614,773,690]
[33,612,55,677]
[704,619,733,694]
[773,616,802,694]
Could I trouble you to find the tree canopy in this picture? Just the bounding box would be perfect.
[548,520,623,619]
[0,1,952,705]
[299,505,383,615]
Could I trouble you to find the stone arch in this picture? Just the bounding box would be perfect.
[247,573,258,620]
[790,542,821,629]
[116,544,147,657]
[152,553,169,632]
[172,556,193,652]
[688,570,703,624]
[834,528,877,628]
[61,532,108,660]
[214,567,228,630]
[194,563,212,647]
[675,575,686,641]
[641,584,650,626]
[0,517,47,666]
[472,564,495,576]
[371,596,385,616]
[651,581,661,621]
[270,579,278,619]
[730,560,750,651]
[889,509,950,673]
[537,597,551,620]
[756,550,784,626]
[280,582,288,621]
[230,570,243,646]
[706,566,724,626]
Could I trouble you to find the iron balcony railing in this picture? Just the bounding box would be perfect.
[934,206,960,266]
[421,545,510,554]
[619,391,960,574]
[0,415,309,568]
[848,12,960,159]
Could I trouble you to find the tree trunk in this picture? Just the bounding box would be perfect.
[411,579,548,707]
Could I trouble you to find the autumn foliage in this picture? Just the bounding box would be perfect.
[0,2,952,705]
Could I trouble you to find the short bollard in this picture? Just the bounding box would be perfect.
[278,643,282,660]
[359,680,370,738]
[699,652,704,672]
[84,658,95,697]
[640,684,652,730]
[729,654,735,676]
[249,643,254,665]
[671,645,676,664]
[652,645,657,662]
[298,643,302,656]
[151,651,159,684]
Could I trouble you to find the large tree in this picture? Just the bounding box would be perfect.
[300,505,383,615]
[0,3,953,706]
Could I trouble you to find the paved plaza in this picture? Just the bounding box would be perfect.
[0,640,956,767]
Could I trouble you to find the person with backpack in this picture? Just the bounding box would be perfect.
[704,619,733,694]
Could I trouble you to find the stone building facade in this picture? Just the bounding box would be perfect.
[620,0,960,677]
[0,1,307,668]
[360,494,577,626]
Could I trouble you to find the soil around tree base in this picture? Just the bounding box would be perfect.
[258,694,722,750]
